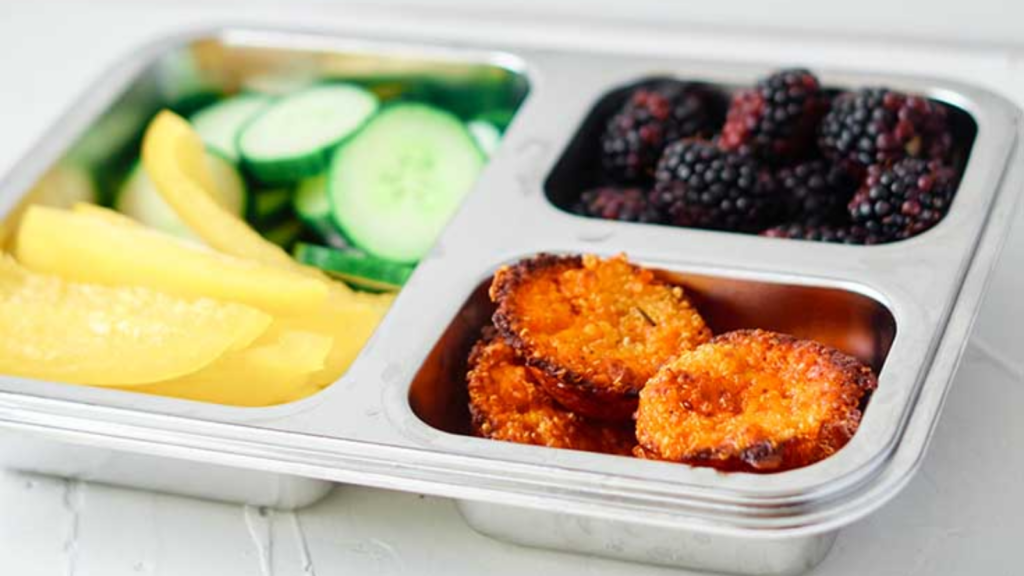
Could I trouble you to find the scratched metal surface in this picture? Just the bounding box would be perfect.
[0,2,1022,576]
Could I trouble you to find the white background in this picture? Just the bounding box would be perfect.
[1,2,1023,575]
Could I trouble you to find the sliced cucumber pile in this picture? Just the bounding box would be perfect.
[191,93,271,162]
[115,152,247,240]
[294,243,414,292]
[238,84,378,183]
[329,103,485,263]
[111,71,521,291]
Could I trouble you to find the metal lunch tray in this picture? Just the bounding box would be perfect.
[0,27,1020,575]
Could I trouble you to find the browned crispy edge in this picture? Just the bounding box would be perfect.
[465,334,494,439]
[638,329,878,473]
[490,253,656,409]
[465,332,639,454]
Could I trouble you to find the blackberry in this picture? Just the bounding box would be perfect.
[847,158,958,241]
[761,223,878,245]
[650,139,779,232]
[719,68,828,163]
[775,160,857,225]
[600,81,719,182]
[574,186,659,223]
[819,88,952,169]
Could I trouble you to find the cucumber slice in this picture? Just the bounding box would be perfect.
[294,175,350,249]
[294,243,413,292]
[191,94,272,162]
[467,120,501,157]
[294,175,330,224]
[238,84,379,183]
[116,152,247,240]
[329,103,484,263]
[251,188,293,226]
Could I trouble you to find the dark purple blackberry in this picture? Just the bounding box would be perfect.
[600,81,719,182]
[650,139,780,232]
[775,160,858,225]
[573,186,660,223]
[719,68,828,163]
[847,158,958,241]
[818,88,952,169]
[761,222,879,245]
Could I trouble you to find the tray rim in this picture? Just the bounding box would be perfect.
[0,24,1019,538]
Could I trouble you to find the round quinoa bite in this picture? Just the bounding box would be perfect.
[490,253,712,421]
[635,329,877,473]
[466,336,635,456]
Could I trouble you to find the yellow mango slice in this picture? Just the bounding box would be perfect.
[73,202,391,386]
[0,257,270,386]
[1,163,96,249]
[117,151,246,243]
[69,205,398,372]
[275,288,396,387]
[136,330,332,406]
[141,110,328,279]
[16,205,327,315]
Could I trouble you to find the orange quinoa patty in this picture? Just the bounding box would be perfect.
[635,329,877,472]
[490,254,711,421]
[467,336,635,455]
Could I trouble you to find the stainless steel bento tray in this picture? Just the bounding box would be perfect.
[0,27,1020,575]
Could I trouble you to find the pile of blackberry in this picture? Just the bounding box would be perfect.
[575,69,961,244]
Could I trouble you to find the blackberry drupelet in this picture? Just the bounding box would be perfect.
[600,81,720,182]
[775,159,858,225]
[761,222,878,245]
[574,186,660,223]
[847,158,958,241]
[719,68,828,163]
[650,139,779,231]
[818,88,952,169]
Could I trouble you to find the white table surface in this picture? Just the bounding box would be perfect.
[1,2,1023,575]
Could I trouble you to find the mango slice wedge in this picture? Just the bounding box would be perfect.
[272,288,396,387]
[16,205,327,315]
[136,330,332,406]
[142,110,323,278]
[0,257,270,386]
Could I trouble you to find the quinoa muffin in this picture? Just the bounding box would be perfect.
[467,335,635,455]
[636,329,876,472]
[490,253,711,421]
